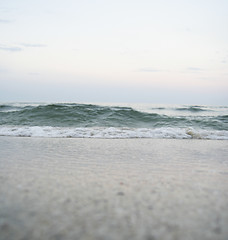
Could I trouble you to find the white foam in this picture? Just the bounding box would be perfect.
[0,126,228,140]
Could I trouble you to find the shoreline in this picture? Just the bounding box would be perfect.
[0,137,228,240]
[1,135,228,140]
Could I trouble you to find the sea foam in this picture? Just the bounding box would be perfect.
[0,126,228,140]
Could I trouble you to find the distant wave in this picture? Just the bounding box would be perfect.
[0,104,13,110]
[175,106,207,112]
[150,107,166,110]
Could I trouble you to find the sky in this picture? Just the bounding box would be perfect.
[0,0,228,105]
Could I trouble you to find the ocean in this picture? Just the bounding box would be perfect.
[0,102,227,140]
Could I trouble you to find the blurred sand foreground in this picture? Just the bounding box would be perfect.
[0,137,228,240]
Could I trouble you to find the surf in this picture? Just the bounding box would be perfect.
[0,102,227,139]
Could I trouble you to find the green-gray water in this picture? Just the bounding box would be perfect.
[0,103,227,139]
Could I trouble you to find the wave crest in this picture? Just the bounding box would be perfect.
[0,103,227,132]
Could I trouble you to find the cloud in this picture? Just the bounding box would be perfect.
[0,66,8,73]
[20,43,47,48]
[221,54,228,64]
[0,46,22,52]
[138,67,162,72]
[28,72,41,76]
[187,67,204,72]
[0,42,47,52]
[72,48,80,52]
[0,19,11,23]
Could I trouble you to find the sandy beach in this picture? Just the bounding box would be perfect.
[0,137,228,240]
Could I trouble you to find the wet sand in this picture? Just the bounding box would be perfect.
[0,137,228,240]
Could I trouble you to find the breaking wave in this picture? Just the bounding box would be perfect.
[0,103,227,139]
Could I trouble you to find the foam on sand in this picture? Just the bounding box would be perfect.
[0,126,228,140]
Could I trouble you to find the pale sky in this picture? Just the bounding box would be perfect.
[0,0,228,104]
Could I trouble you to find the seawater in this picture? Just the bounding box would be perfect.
[0,102,227,139]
